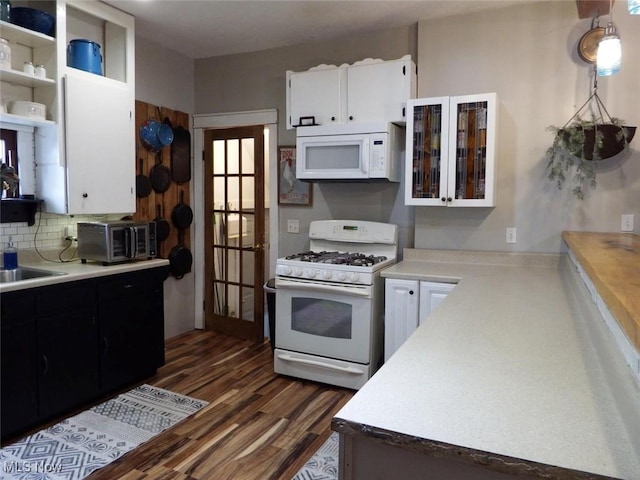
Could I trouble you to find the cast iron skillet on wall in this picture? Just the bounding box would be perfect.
[169,229,192,279]
[136,158,152,198]
[171,189,193,229]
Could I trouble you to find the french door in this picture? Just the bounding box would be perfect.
[203,126,265,342]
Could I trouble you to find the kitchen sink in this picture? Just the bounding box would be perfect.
[0,266,67,283]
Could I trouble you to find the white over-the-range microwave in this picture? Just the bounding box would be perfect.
[295,122,403,182]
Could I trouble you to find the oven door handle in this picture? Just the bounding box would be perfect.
[277,353,365,375]
[276,278,372,298]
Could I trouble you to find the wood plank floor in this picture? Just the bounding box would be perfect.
[89,330,354,480]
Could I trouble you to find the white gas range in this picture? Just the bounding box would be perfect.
[274,220,398,389]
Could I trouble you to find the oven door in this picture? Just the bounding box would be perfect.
[275,278,373,364]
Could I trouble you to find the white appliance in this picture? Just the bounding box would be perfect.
[274,220,398,389]
[295,122,403,182]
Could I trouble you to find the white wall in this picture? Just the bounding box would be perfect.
[134,36,195,339]
[414,1,639,253]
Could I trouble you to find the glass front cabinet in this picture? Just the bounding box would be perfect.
[405,93,498,207]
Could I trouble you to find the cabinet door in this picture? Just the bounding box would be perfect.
[347,57,414,124]
[287,66,344,129]
[98,270,166,393]
[1,291,38,440]
[405,97,450,206]
[446,93,498,207]
[64,72,135,214]
[37,306,100,418]
[384,278,419,362]
[418,281,456,326]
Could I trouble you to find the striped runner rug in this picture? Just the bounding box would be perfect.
[0,384,207,480]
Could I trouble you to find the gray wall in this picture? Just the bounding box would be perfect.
[135,36,196,339]
[195,24,418,258]
[415,1,639,253]
[194,1,639,257]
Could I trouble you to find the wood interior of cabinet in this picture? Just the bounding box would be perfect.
[132,101,190,259]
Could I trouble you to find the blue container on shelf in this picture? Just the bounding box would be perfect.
[67,39,102,75]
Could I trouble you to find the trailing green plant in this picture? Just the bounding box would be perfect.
[546,116,630,199]
[545,73,635,199]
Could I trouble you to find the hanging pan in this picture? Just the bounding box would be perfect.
[150,152,172,193]
[154,204,171,244]
[171,125,191,184]
[169,230,192,279]
[171,189,193,229]
[136,158,152,198]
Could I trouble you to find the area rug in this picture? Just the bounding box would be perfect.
[292,431,339,480]
[0,384,207,480]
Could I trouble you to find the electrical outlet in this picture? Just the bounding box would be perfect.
[506,227,517,244]
[621,214,634,232]
[287,219,300,234]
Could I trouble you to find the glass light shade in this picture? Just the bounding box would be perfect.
[629,0,640,14]
[597,24,621,76]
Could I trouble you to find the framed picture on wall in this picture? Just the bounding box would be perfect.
[278,146,312,206]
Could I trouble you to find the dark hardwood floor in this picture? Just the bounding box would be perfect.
[89,330,354,480]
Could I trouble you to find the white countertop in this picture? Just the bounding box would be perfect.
[0,250,170,293]
[334,250,640,479]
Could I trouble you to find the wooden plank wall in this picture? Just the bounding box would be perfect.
[133,100,191,259]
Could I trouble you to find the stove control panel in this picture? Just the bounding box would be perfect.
[275,263,375,285]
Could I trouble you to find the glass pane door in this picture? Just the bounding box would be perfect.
[453,100,489,200]
[204,126,265,342]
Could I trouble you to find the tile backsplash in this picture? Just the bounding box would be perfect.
[0,212,122,251]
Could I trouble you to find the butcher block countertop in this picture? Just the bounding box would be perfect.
[333,247,640,479]
[562,231,640,355]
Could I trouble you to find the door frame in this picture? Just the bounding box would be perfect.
[193,109,278,330]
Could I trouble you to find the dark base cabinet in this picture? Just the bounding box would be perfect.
[0,265,169,442]
[1,290,38,439]
[99,268,167,393]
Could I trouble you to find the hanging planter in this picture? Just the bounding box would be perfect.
[546,79,635,199]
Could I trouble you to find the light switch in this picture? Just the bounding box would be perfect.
[287,219,300,234]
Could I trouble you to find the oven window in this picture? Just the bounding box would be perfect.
[291,298,352,339]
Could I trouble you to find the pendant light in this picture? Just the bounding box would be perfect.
[597,0,621,76]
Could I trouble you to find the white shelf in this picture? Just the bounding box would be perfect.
[0,112,55,128]
[0,20,55,48]
[0,67,55,87]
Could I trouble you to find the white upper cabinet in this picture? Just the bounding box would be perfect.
[286,55,416,129]
[287,65,344,128]
[34,0,135,215]
[405,93,498,207]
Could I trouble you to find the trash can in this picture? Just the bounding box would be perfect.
[264,278,276,352]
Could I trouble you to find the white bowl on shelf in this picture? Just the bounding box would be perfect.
[9,100,46,119]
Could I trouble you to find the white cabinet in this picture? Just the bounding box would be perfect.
[63,72,134,213]
[286,55,416,129]
[287,65,344,128]
[384,278,418,362]
[384,278,455,361]
[0,19,57,128]
[418,281,456,326]
[405,93,498,207]
[20,0,135,215]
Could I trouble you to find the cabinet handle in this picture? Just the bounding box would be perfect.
[441,197,446,202]
[331,116,336,121]
[82,193,88,198]
[349,115,354,121]
[42,355,49,376]
[103,336,109,355]
[409,290,414,295]
[447,197,453,202]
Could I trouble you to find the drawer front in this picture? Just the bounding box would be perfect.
[36,280,97,315]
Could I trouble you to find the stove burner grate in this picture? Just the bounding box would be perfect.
[285,250,387,267]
